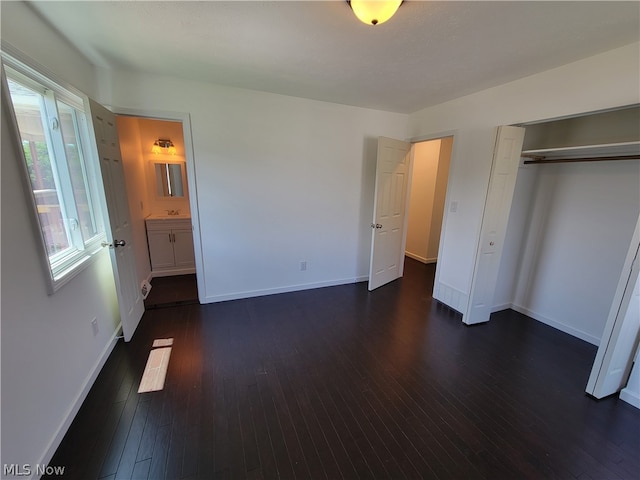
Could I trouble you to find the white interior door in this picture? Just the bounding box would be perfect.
[464,126,525,325]
[88,99,144,342]
[586,215,640,398]
[368,137,412,291]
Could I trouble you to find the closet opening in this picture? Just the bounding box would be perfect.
[494,105,639,402]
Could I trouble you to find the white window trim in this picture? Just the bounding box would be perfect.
[1,54,107,294]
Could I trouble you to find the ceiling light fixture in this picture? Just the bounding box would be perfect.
[152,138,177,155]
[348,0,403,26]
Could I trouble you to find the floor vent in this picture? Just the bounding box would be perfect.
[141,280,152,300]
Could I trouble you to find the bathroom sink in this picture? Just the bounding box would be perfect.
[146,213,191,220]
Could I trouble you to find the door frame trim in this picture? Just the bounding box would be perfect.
[112,106,205,304]
[408,130,458,303]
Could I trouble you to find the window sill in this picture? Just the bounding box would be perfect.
[48,235,108,294]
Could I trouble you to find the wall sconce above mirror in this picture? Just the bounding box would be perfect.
[155,162,185,197]
[152,138,177,155]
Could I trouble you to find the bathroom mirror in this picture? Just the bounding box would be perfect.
[155,163,185,197]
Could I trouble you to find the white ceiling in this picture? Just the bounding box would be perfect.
[27,1,640,114]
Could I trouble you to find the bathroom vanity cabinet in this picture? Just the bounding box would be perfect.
[146,216,195,276]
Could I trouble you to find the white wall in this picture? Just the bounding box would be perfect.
[406,140,440,263]
[1,2,97,99]
[1,3,120,474]
[105,71,409,302]
[409,42,640,315]
[509,160,639,344]
[1,94,120,472]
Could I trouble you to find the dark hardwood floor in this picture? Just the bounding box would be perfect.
[144,274,198,309]
[47,258,640,479]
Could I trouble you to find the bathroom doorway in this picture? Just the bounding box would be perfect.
[115,113,202,305]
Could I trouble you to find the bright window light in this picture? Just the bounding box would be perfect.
[138,338,174,393]
[3,58,106,293]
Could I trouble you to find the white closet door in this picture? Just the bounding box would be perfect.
[464,126,525,325]
[586,216,640,399]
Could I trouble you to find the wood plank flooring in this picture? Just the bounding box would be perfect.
[144,274,198,310]
[46,258,640,479]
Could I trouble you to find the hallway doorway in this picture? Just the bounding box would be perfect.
[405,136,453,266]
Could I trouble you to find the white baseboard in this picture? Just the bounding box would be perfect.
[404,251,438,264]
[620,387,640,409]
[510,303,600,346]
[36,328,121,477]
[491,303,512,313]
[405,251,427,263]
[202,276,368,303]
[151,267,196,278]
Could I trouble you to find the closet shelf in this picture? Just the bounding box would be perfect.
[521,141,640,164]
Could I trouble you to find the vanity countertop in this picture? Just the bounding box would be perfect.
[146,213,191,221]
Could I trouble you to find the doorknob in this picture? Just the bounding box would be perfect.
[102,239,126,248]
[370,223,383,229]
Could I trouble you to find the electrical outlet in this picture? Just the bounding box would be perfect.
[450,201,458,213]
[300,261,307,271]
[91,317,99,336]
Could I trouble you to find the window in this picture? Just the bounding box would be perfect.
[3,61,105,292]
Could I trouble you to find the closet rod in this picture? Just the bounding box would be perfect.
[523,155,640,165]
